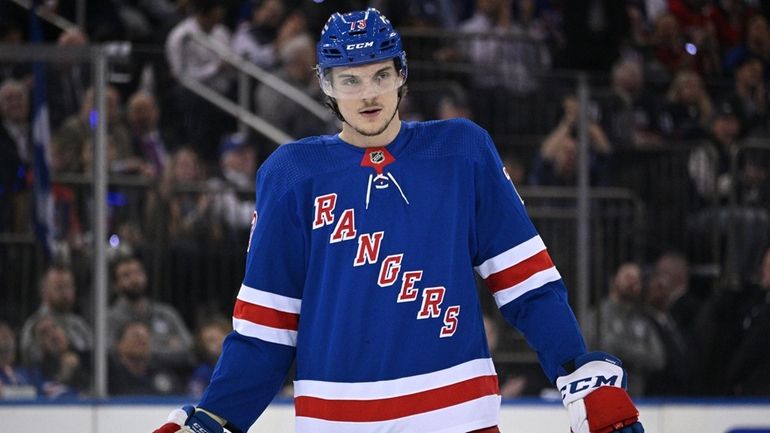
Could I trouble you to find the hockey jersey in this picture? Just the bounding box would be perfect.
[199,118,587,433]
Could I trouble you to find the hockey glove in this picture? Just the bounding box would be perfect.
[153,405,230,433]
[555,352,644,433]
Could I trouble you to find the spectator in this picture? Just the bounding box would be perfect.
[188,318,230,398]
[0,322,39,399]
[255,33,332,138]
[654,251,703,337]
[724,15,770,77]
[207,133,257,242]
[126,90,174,178]
[19,265,93,367]
[0,79,31,233]
[231,0,286,70]
[584,262,666,396]
[647,12,694,81]
[31,316,89,398]
[107,255,194,371]
[144,147,223,245]
[436,85,473,120]
[643,268,700,396]
[668,0,723,77]
[47,28,89,130]
[528,94,611,186]
[600,58,666,149]
[165,0,234,159]
[724,56,768,138]
[727,247,770,395]
[109,320,181,395]
[52,85,132,174]
[688,101,770,280]
[661,69,714,141]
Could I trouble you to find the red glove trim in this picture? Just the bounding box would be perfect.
[584,387,639,433]
[152,422,180,433]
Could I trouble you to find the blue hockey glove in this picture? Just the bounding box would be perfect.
[555,352,644,433]
[152,405,229,433]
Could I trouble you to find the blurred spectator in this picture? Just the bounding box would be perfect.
[126,91,174,178]
[661,70,714,141]
[188,317,230,398]
[19,265,92,367]
[255,33,332,138]
[0,322,38,399]
[107,255,194,371]
[727,247,770,395]
[654,251,703,337]
[109,320,182,395]
[724,15,770,77]
[436,85,473,120]
[0,79,31,233]
[371,0,461,29]
[207,133,257,242]
[647,12,695,81]
[528,94,611,186]
[165,0,235,159]
[47,28,90,130]
[144,147,224,245]
[584,262,665,396]
[455,0,551,94]
[724,56,768,138]
[643,267,700,396]
[52,85,132,174]
[80,133,154,177]
[709,0,759,56]
[687,101,770,281]
[599,58,666,149]
[695,274,760,394]
[668,0,723,77]
[0,19,30,82]
[231,0,286,70]
[31,315,89,398]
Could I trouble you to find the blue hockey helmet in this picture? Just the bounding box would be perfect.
[316,8,407,96]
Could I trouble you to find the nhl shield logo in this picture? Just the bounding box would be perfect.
[370,150,385,164]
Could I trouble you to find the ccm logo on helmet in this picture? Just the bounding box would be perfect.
[347,41,374,50]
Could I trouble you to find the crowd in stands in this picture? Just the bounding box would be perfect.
[1,0,770,399]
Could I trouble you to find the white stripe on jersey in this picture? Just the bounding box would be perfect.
[474,235,547,279]
[233,317,298,346]
[236,283,301,313]
[492,267,562,308]
[294,358,496,399]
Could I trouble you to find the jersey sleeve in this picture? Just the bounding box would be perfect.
[471,131,586,383]
[198,166,306,431]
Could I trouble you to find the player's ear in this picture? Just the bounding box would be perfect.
[398,84,408,98]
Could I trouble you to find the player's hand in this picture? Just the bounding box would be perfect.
[555,352,644,433]
[152,405,226,433]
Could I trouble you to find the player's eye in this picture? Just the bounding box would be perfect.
[340,77,360,87]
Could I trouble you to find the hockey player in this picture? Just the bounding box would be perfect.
[154,8,644,433]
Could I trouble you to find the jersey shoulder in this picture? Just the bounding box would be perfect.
[257,135,342,199]
[408,118,497,164]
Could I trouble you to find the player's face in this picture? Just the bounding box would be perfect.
[330,60,402,142]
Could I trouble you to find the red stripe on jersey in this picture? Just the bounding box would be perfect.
[295,375,499,422]
[233,298,299,331]
[485,249,554,294]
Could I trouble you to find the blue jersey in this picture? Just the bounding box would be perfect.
[199,119,586,432]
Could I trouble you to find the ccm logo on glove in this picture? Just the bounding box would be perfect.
[560,373,620,399]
